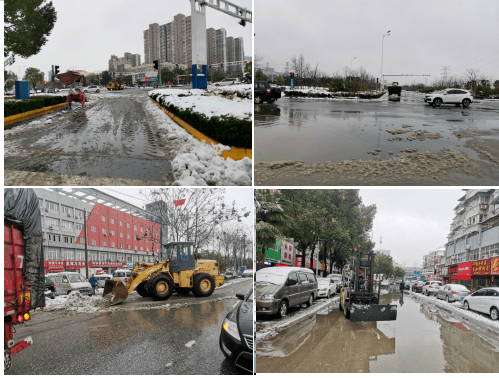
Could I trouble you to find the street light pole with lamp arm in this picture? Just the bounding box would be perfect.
[381,30,391,91]
[350,57,356,82]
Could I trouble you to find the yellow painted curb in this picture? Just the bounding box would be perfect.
[4,96,15,100]
[4,102,69,127]
[150,98,252,161]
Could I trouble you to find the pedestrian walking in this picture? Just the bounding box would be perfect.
[399,280,405,292]
[89,274,98,295]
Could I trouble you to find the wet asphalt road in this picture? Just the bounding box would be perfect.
[256,289,499,373]
[6,279,253,375]
[4,91,174,184]
[254,92,499,185]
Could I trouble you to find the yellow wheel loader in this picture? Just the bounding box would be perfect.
[106,82,124,90]
[103,241,225,305]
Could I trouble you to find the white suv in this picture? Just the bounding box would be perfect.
[83,85,100,93]
[424,88,473,107]
[422,280,443,296]
[215,78,241,87]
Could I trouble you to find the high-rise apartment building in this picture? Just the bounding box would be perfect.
[226,36,235,64]
[144,23,160,64]
[234,37,244,62]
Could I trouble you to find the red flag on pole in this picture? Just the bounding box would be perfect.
[174,199,186,207]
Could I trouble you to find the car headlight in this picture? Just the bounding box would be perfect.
[260,294,275,300]
[222,318,240,341]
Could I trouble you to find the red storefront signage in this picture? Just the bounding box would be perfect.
[295,257,302,267]
[45,261,65,271]
[492,257,499,275]
[312,260,325,270]
[457,261,472,280]
[44,261,126,270]
[471,259,491,275]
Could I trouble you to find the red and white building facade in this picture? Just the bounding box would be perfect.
[33,189,162,276]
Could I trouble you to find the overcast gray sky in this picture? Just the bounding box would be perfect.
[359,189,465,268]
[256,0,499,85]
[8,0,252,80]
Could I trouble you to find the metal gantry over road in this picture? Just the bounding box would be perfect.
[190,0,252,89]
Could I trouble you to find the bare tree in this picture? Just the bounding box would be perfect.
[290,54,310,88]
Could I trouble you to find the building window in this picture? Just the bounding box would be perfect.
[63,236,74,243]
[111,242,115,247]
[61,221,73,229]
[80,237,85,243]
[134,225,137,231]
[76,252,85,261]
[91,226,96,232]
[111,218,114,224]
[45,201,59,212]
[47,233,60,242]
[46,217,60,227]
[147,247,149,252]
[75,223,83,231]
[101,216,106,221]
[103,241,107,247]
[120,243,124,248]
[140,246,143,251]
[110,230,114,236]
[135,246,138,251]
[39,199,43,209]
[109,253,116,262]
[127,255,132,262]
[127,244,131,249]
[127,234,130,239]
[61,205,73,215]
[62,250,73,260]
[102,228,107,234]
[127,223,130,228]
[92,239,96,245]
[120,232,124,237]
[76,209,84,218]
[120,221,123,226]
[89,253,98,261]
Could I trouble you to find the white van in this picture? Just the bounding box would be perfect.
[95,274,113,288]
[47,272,93,296]
[112,269,132,284]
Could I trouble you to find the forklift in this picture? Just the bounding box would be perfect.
[339,250,397,322]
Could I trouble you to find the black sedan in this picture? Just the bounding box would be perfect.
[254,81,281,104]
[219,289,253,374]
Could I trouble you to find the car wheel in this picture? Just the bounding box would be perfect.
[462,99,471,107]
[254,95,263,104]
[491,307,499,321]
[277,300,288,318]
[84,90,88,93]
[307,294,314,306]
[67,290,71,295]
[445,296,450,302]
[433,98,442,106]
[464,301,470,311]
[96,89,100,93]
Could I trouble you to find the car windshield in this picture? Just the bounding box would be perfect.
[256,269,290,285]
[69,274,86,283]
[245,289,253,302]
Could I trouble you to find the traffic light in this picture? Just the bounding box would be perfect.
[209,64,211,69]
[239,19,246,27]
[221,62,224,68]
[290,72,294,78]
[153,60,159,70]
[45,82,47,85]
[54,65,60,75]
[238,73,241,76]
[377,78,379,83]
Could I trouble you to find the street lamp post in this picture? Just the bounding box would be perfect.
[381,30,391,91]
[350,57,356,82]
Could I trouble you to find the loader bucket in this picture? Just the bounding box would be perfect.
[349,303,397,322]
[102,280,128,305]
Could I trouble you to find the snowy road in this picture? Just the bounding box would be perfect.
[256,290,499,373]
[4,90,252,186]
[6,279,253,375]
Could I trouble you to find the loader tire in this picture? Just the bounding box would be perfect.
[192,273,215,297]
[137,282,149,297]
[176,287,191,296]
[147,274,174,301]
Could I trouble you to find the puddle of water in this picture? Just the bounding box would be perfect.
[256,292,499,373]
[255,99,499,165]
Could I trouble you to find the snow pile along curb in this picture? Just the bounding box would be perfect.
[42,292,100,313]
[257,297,340,342]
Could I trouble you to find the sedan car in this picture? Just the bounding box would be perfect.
[219,289,253,373]
[254,81,281,104]
[83,85,100,93]
[435,284,471,303]
[424,88,473,107]
[215,78,241,87]
[241,269,253,278]
[422,280,443,296]
[412,280,425,293]
[463,287,499,321]
[316,277,336,298]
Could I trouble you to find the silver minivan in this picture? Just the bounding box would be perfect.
[47,272,93,296]
[255,267,318,318]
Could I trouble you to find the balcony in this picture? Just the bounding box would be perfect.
[491,190,499,204]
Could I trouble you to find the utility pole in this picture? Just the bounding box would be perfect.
[84,209,89,278]
[441,66,450,84]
